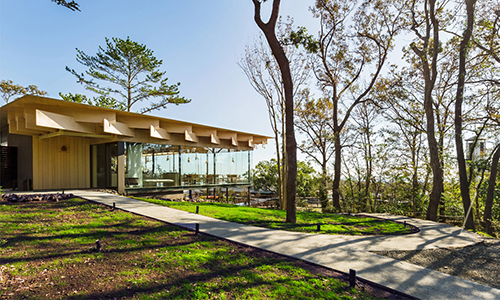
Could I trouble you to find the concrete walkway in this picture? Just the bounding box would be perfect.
[60,191,500,299]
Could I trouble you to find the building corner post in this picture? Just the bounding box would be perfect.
[117,142,125,195]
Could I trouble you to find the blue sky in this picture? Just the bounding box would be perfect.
[0,0,318,165]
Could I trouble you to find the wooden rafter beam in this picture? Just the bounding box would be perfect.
[119,116,159,129]
[252,136,268,145]
[150,125,171,140]
[24,112,56,132]
[103,119,134,137]
[185,131,199,143]
[38,130,114,140]
[193,128,220,145]
[160,122,192,134]
[219,132,238,146]
[211,134,220,145]
[193,128,215,137]
[70,110,116,124]
[36,109,95,134]
[9,124,48,136]
[1,96,271,149]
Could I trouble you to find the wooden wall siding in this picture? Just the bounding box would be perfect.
[32,136,90,190]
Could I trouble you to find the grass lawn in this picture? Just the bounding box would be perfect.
[137,199,414,236]
[0,198,393,300]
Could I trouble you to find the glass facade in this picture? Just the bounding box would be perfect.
[120,142,252,190]
[91,143,118,189]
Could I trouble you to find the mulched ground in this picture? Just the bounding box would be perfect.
[373,238,500,289]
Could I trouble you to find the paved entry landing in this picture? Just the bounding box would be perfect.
[69,190,500,300]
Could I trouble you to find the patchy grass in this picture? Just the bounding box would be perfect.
[0,198,397,300]
[137,199,414,235]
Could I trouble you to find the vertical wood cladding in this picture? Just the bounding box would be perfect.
[32,136,90,190]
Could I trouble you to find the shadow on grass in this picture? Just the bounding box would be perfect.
[61,247,351,300]
[223,220,414,235]
[147,199,415,235]
[2,221,175,244]
[0,225,204,265]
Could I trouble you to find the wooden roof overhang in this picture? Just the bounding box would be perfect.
[0,95,270,150]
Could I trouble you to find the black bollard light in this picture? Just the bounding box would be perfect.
[349,269,356,288]
[113,202,116,210]
[404,221,407,227]
[316,224,321,232]
[196,206,199,214]
[195,223,200,235]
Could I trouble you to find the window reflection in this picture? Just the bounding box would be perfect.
[123,142,251,190]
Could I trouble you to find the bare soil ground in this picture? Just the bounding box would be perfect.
[373,238,500,289]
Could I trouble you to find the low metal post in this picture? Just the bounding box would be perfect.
[196,206,199,214]
[316,224,321,232]
[349,269,356,288]
[195,223,200,235]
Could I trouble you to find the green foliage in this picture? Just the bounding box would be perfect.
[0,79,48,103]
[228,188,236,204]
[51,0,80,11]
[296,160,318,198]
[295,94,335,208]
[66,37,190,113]
[490,173,500,220]
[287,27,319,53]
[59,92,126,110]
[252,159,280,192]
[253,159,319,198]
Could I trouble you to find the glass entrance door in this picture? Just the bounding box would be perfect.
[91,143,117,189]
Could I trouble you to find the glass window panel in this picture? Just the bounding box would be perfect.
[123,143,253,189]
[125,142,144,188]
[180,146,210,186]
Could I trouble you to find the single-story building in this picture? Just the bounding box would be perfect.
[0,95,270,194]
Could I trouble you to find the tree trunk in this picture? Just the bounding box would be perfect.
[320,160,328,210]
[484,145,500,235]
[281,104,287,210]
[412,0,443,222]
[363,132,373,212]
[438,133,446,222]
[275,131,283,209]
[425,117,443,221]
[411,139,419,216]
[455,0,476,229]
[332,132,341,209]
[473,169,486,225]
[253,0,296,223]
